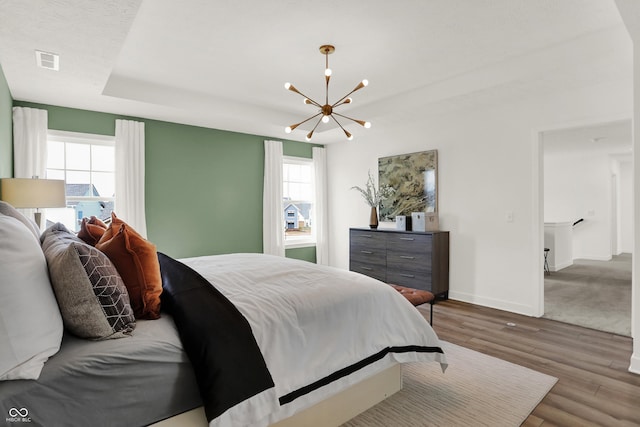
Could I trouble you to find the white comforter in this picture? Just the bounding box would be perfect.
[181,253,447,426]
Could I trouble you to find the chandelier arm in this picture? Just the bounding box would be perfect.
[331,81,366,108]
[287,84,323,108]
[290,112,323,129]
[333,99,350,108]
[300,93,323,108]
[332,90,359,108]
[325,53,329,105]
[332,92,356,108]
[325,77,330,106]
[306,97,323,108]
[330,114,348,132]
[306,115,325,141]
[331,112,369,127]
[310,115,324,133]
[330,115,353,140]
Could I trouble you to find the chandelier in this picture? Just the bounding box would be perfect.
[285,45,371,141]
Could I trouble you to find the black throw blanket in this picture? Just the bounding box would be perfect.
[157,253,275,422]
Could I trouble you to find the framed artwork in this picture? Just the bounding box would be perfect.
[378,150,438,222]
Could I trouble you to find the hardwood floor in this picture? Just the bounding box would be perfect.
[419,299,640,426]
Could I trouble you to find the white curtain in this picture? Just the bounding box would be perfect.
[115,119,147,237]
[13,107,48,179]
[263,140,285,256]
[12,107,48,227]
[313,147,329,265]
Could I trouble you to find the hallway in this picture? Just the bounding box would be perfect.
[544,254,631,336]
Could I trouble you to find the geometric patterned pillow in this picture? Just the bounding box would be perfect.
[75,244,136,334]
[41,223,136,340]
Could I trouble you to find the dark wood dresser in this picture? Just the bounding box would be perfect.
[349,228,449,299]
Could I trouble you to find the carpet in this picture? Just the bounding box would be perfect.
[544,255,631,336]
[341,341,557,427]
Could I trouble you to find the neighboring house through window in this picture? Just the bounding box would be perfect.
[46,130,115,232]
[283,156,315,247]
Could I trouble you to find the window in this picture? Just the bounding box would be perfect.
[46,130,116,232]
[283,157,315,247]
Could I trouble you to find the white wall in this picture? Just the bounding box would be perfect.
[326,79,631,317]
[544,150,613,261]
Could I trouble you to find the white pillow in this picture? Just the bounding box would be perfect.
[0,201,41,240]
[0,215,63,380]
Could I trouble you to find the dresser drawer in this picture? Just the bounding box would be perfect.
[350,229,386,250]
[350,245,386,264]
[350,261,386,282]
[386,233,432,251]
[387,270,432,291]
[386,250,431,273]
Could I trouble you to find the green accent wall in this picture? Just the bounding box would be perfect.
[285,246,317,263]
[13,101,319,262]
[0,64,12,178]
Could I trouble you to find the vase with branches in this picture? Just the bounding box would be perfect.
[351,170,395,229]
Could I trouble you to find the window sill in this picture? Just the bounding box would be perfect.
[285,241,317,249]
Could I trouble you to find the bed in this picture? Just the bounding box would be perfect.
[0,204,447,427]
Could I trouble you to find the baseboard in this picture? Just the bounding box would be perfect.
[448,291,536,317]
[572,254,612,262]
[550,260,572,271]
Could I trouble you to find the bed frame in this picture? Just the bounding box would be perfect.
[151,363,402,427]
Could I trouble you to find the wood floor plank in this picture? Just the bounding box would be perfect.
[550,382,640,424]
[425,300,639,426]
[522,414,545,427]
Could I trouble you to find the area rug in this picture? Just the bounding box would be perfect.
[341,341,557,427]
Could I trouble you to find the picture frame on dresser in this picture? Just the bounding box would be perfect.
[349,228,449,300]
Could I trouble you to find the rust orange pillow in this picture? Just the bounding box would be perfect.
[96,213,162,319]
[77,216,107,246]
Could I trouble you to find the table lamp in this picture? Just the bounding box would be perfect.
[0,178,66,228]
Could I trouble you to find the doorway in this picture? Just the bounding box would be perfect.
[540,120,633,336]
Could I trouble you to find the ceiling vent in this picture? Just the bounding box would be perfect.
[35,50,59,71]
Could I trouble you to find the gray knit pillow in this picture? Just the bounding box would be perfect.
[41,223,136,339]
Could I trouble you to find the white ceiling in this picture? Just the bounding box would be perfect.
[0,0,632,144]
[543,120,632,158]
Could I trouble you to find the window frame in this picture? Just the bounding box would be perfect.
[283,155,316,249]
[46,130,116,230]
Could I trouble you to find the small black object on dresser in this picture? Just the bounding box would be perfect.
[349,228,449,300]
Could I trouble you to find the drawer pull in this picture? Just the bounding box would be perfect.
[360,267,373,271]
[360,250,373,254]
[360,235,373,238]
[399,237,415,241]
[400,273,415,278]
[400,256,415,259]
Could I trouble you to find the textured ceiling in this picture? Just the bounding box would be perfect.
[0,0,631,144]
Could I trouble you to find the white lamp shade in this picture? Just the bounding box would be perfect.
[0,178,66,209]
